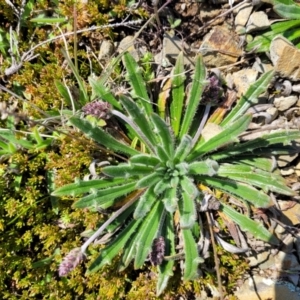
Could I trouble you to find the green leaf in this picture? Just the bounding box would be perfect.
[32,248,60,268]
[52,178,128,196]
[55,80,79,109]
[180,176,199,200]
[0,139,16,154]
[246,32,276,53]
[272,19,300,33]
[0,129,36,150]
[274,4,300,19]
[106,203,137,233]
[119,95,157,148]
[217,163,294,195]
[221,203,279,245]
[174,135,193,163]
[134,186,156,219]
[89,77,122,110]
[231,157,274,172]
[134,201,165,269]
[179,55,206,138]
[178,176,198,228]
[123,52,152,115]
[162,188,179,213]
[199,176,272,208]
[154,179,170,195]
[212,130,300,160]
[151,113,174,158]
[119,230,139,271]
[155,145,171,162]
[182,229,200,281]
[157,212,175,296]
[188,115,252,161]
[188,159,219,176]
[136,171,163,188]
[70,116,139,156]
[102,163,154,178]
[170,52,186,136]
[61,49,88,105]
[74,181,137,209]
[221,71,274,126]
[88,218,142,273]
[130,154,160,166]
[30,17,67,23]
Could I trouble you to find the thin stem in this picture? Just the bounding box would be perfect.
[73,4,78,72]
[153,0,161,27]
[111,109,156,154]
[20,20,143,62]
[206,211,224,300]
[81,189,145,254]
[191,104,211,149]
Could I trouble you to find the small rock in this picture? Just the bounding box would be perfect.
[277,153,298,167]
[270,36,300,81]
[226,69,258,97]
[246,11,270,33]
[248,251,275,269]
[273,95,298,111]
[155,31,193,67]
[198,4,222,24]
[98,40,114,61]
[252,60,273,73]
[234,275,300,300]
[280,202,300,225]
[292,84,300,93]
[295,161,300,177]
[280,167,295,176]
[266,107,278,122]
[234,2,253,33]
[200,26,243,68]
[174,1,199,17]
[275,251,300,272]
[118,36,142,62]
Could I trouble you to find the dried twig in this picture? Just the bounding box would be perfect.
[206,211,224,300]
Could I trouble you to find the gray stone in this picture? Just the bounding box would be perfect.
[234,2,253,33]
[273,95,298,111]
[155,31,193,67]
[248,251,275,269]
[252,60,273,73]
[270,36,300,81]
[246,11,270,33]
[266,107,278,122]
[117,36,145,62]
[295,161,300,177]
[277,153,298,167]
[234,275,300,300]
[226,69,258,97]
[98,40,114,61]
[199,26,243,68]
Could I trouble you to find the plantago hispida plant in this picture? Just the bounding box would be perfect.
[53,52,299,295]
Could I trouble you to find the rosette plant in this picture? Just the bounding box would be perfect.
[53,52,300,295]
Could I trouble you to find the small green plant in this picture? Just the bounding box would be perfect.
[246,19,300,53]
[53,52,299,296]
[167,15,181,29]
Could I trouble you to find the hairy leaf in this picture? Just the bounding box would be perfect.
[134,201,165,269]
[221,203,279,245]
